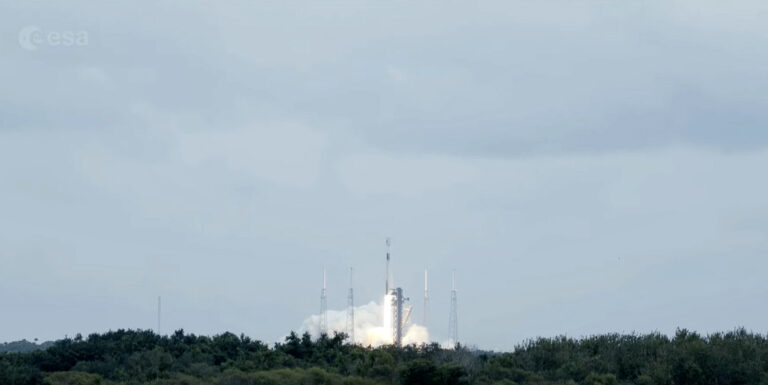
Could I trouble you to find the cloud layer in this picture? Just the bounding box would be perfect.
[1,1,768,350]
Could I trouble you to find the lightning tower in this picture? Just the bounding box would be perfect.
[320,267,328,335]
[347,267,355,343]
[157,296,161,336]
[449,271,458,343]
[385,238,391,293]
[423,269,429,329]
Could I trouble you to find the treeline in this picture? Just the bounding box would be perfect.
[2,328,768,385]
[0,340,54,354]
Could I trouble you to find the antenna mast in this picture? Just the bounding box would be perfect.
[347,267,355,343]
[157,296,161,336]
[385,238,391,294]
[320,266,328,335]
[423,269,429,329]
[449,270,458,344]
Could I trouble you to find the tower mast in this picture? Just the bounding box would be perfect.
[320,266,328,335]
[423,269,429,329]
[394,287,404,347]
[157,296,161,336]
[385,238,391,294]
[347,267,355,343]
[449,270,458,344]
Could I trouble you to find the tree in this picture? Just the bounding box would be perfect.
[44,371,103,385]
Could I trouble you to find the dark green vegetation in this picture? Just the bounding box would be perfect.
[1,340,54,354]
[2,328,768,385]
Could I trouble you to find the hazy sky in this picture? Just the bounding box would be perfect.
[2,1,768,351]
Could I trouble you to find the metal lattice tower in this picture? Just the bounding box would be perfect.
[157,296,162,336]
[392,287,409,347]
[346,267,355,343]
[449,271,458,343]
[320,267,328,335]
[423,269,429,329]
[385,238,391,294]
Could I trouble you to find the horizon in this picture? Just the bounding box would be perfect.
[3,325,765,353]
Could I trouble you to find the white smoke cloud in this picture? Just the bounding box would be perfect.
[299,298,429,347]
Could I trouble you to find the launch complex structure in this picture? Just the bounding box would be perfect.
[384,238,412,347]
[319,238,458,347]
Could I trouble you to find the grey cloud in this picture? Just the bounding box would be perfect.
[1,1,768,349]
[4,1,768,155]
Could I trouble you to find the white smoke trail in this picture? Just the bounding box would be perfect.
[299,297,429,347]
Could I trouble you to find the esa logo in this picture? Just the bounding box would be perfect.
[18,25,89,51]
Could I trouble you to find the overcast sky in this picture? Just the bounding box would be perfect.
[1,1,768,351]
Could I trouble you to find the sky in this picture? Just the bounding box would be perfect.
[1,0,768,351]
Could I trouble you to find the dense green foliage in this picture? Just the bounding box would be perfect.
[1,340,54,354]
[2,328,768,385]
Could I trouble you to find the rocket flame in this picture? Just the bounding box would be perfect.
[299,296,429,347]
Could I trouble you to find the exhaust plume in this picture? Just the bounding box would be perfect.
[300,297,429,346]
